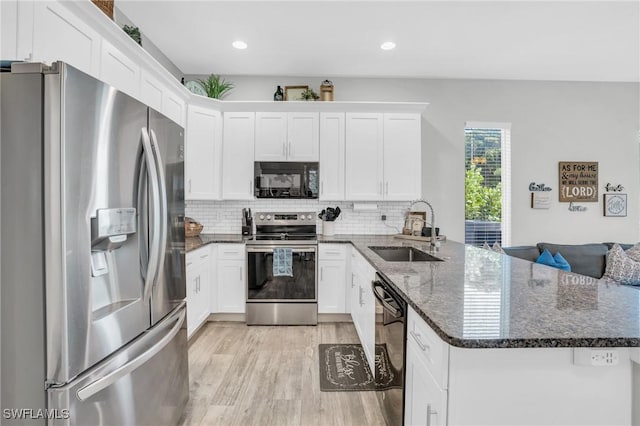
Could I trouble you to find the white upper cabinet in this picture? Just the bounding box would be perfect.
[139,70,164,113]
[345,113,384,200]
[255,112,319,161]
[255,112,287,161]
[163,91,186,127]
[288,112,319,161]
[319,113,346,200]
[186,105,222,200]
[100,39,140,98]
[32,2,101,77]
[384,113,422,200]
[222,112,255,200]
[345,113,421,201]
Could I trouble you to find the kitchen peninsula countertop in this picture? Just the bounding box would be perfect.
[190,233,640,349]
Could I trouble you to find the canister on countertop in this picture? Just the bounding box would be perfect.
[320,80,334,101]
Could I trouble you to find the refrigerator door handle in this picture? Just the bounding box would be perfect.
[76,307,185,401]
[149,129,168,294]
[141,128,162,302]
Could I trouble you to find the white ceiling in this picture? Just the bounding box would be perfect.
[118,1,640,82]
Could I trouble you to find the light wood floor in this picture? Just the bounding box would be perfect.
[179,322,385,426]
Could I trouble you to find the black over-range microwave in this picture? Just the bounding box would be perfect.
[254,162,319,199]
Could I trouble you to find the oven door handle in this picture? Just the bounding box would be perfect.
[371,280,403,319]
[246,246,317,253]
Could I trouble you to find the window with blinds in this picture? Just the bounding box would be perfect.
[464,123,511,247]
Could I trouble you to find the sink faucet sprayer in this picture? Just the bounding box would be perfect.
[409,199,438,252]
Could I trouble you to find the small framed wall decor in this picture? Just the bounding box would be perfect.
[603,193,627,217]
[531,192,551,209]
[284,85,308,101]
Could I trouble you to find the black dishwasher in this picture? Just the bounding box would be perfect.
[372,273,407,426]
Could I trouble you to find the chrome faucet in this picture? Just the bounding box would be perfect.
[409,199,437,251]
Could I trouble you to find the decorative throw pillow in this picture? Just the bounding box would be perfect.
[492,241,505,253]
[603,244,640,285]
[553,252,571,272]
[536,249,557,268]
[625,243,640,262]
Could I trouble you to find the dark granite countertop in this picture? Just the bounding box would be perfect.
[335,235,640,349]
[186,234,245,253]
[188,233,640,348]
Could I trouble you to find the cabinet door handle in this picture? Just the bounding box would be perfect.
[249,180,252,195]
[282,142,285,156]
[323,250,342,255]
[385,181,389,195]
[358,286,364,306]
[379,182,382,195]
[320,266,323,281]
[200,254,208,259]
[189,179,192,193]
[427,404,437,426]
[288,141,292,157]
[321,181,324,195]
[351,273,355,288]
[409,330,429,352]
[240,267,243,281]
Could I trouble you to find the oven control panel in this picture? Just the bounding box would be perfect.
[254,212,316,225]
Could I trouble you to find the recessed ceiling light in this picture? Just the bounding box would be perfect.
[380,41,396,51]
[232,40,248,50]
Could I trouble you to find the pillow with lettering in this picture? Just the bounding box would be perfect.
[603,244,640,286]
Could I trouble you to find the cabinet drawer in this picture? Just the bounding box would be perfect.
[319,244,347,260]
[186,246,210,266]
[217,244,245,260]
[407,306,449,389]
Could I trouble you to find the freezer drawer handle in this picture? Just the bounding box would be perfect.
[76,308,185,401]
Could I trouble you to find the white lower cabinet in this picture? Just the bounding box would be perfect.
[350,248,376,371]
[405,336,447,426]
[318,244,349,313]
[216,244,246,313]
[405,305,632,426]
[186,246,212,339]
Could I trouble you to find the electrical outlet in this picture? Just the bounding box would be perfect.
[381,215,387,221]
[573,348,620,366]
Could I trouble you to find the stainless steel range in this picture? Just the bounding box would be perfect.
[245,212,318,325]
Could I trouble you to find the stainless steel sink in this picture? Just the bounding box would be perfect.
[368,246,443,262]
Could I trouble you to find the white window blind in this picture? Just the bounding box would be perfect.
[464,124,511,247]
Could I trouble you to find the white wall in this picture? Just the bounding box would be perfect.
[186,74,640,245]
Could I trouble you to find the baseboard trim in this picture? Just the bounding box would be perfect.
[204,313,352,323]
[207,313,246,322]
[318,313,352,322]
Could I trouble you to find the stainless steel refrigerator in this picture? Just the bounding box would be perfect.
[1,62,188,426]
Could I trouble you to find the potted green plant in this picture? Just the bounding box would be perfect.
[300,88,319,101]
[122,25,141,45]
[198,74,234,99]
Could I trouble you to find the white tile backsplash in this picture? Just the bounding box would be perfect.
[185,199,412,235]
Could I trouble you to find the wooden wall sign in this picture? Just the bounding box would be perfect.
[559,162,598,202]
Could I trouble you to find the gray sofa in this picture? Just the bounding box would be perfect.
[503,242,635,279]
